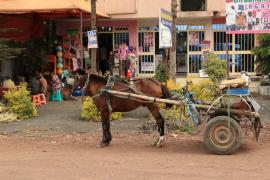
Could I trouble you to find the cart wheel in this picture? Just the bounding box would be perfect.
[203,116,242,155]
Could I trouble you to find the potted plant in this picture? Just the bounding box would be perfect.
[253,34,270,96]
[258,74,270,96]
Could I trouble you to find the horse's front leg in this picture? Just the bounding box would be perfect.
[154,113,165,147]
[99,110,112,148]
[146,104,165,147]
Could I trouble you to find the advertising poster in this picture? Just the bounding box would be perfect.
[159,8,173,48]
[87,30,98,49]
[189,31,200,46]
[201,40,211,61]
[226,0,270,34]
[141,62,155,72]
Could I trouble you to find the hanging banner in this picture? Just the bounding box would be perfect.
[87,30,98,49]
[159,8,173,48]
[226,0,270,34]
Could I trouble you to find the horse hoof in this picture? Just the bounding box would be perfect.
[97,142,109,148]
[156,143,163,148]
[155,136,164,148]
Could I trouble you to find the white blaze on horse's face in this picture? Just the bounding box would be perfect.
[78,75,84,80]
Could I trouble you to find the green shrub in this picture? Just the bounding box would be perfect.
[81,97,122,121]
[159,105,196,133]
[253,34,270,75]
[260,77,270,86]
[4,82,37,119]
[154,63,168,83]
[204,53,226,84]
[160,105,181,122]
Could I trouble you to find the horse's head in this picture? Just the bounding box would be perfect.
[74,73,107,97]
[71,69,86,91]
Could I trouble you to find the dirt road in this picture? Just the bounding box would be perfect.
[0,97,270,180]
[0,131,270,180]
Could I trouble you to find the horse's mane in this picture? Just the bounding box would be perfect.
[89,74,107,83]
[89,74,132,86]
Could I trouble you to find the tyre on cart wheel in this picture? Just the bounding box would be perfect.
[203,116,242,155]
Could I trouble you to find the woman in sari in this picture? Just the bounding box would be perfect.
[50,73,62,101]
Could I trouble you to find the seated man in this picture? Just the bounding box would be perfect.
[28,75,40,95]
[37,73,48,96]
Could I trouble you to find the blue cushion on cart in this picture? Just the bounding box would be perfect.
[226,88,250,95]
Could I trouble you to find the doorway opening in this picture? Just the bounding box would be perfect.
[176,32,188,74]
[97,33,113,74]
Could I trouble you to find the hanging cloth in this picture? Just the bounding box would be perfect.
[72,57,79,71]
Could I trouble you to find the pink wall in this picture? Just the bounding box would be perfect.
[56,20,137,47]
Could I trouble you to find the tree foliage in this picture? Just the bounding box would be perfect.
[0,39,24,61]
[154,63,168,83]
[20,38,47,73]
[253,34,270,75]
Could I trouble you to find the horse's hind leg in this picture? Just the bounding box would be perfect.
[146,104,165,147]
[99,109,112,148]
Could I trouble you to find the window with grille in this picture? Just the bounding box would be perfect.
[137,26,157,76]
[235,34,255,51]
[84,26,129,50]
[188,26,204,73]
[189,55,202,73]
[213,24,256,74]
[114,32,129,50]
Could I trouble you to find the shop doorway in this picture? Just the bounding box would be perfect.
[97,33,113,74]
[176,32,188,74]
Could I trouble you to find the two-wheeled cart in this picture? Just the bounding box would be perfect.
[102,83,261,155]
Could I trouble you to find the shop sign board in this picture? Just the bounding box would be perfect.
[201,40,211,62]
[141,62,155,72]
[226,0,270,34]
[159,8,173,48]
[87,30,98,49]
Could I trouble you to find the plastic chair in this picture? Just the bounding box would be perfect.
[39,93,47,105]
[32,95,41,107]
[50,89,62,102]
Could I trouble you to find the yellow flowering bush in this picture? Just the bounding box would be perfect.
[4,82,37,119]
[166,79,181,91]
[188,79,216,102]
[81,97,122,121]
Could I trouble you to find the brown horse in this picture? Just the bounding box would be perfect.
[74,73,172,147]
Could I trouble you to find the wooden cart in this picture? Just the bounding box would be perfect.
[102,86,261,155]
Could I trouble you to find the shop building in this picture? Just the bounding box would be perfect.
[92,0,257,77]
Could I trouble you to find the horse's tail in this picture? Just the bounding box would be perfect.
[161,84,173,109]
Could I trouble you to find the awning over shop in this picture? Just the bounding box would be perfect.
[0,0,108,41]
[0,0,108,17]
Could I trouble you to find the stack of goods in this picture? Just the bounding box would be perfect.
[56,46,64,76]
